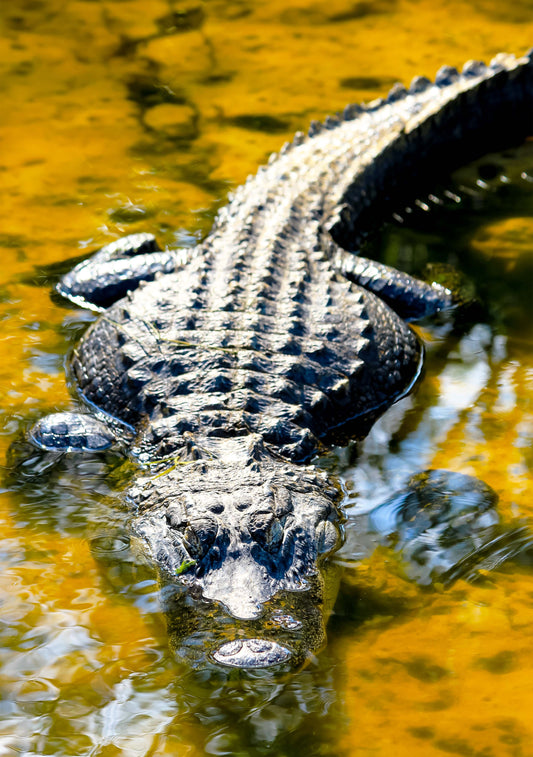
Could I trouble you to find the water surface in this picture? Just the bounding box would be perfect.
[0,1,532,755]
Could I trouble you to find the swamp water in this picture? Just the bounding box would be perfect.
[0,1,532,755]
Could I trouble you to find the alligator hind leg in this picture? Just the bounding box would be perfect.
[58,233,190,311]
[333,246,454,321]
[29,412,118,452]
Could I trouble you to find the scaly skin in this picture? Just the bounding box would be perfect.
[29,50,533,668]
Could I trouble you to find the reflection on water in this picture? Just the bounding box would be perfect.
[1,0,533,754]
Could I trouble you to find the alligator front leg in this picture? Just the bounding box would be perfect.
[29,411,124,452]
[333,245,454,321]
[57,232,190,310]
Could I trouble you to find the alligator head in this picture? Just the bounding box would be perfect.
[127,449,344,667]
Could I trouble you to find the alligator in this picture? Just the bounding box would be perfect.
[28,50,533,668]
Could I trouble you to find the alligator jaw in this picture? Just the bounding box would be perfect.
[159,564,341,670]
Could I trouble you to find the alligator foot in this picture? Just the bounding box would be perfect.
[29,412,118,452]
[57,233,188,310]
[334,246,455,321]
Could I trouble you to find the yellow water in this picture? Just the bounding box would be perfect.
[0,1,532,755]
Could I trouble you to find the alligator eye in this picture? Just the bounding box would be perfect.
[271,486,293,518]
[248,511,283,551]
[183,517,218,558]
[316,519,340,554]
[166,505,186,530]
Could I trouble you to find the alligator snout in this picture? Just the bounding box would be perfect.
[128,456,344,667]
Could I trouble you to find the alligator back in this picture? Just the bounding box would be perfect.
[69,51,533,463]
[71,252,420,461]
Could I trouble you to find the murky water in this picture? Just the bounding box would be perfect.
[0,1,532,755]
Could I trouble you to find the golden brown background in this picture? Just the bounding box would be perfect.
[0,1,532,755]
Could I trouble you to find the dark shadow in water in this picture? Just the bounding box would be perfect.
[364,142,533,337]
[339,75,397,90]
[226,113,292,134]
